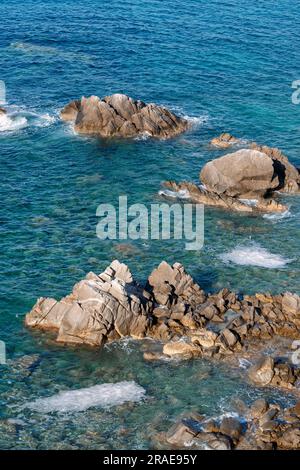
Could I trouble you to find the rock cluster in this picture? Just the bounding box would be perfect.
[163,399,300,450]
[162,137,299,213]
[210,134,300,194]
[248,356,300,390]
[60,93,188,139]
[162,180,286,213]
[26,261,300,387]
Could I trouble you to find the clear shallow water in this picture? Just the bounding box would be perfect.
[0,0,300,449]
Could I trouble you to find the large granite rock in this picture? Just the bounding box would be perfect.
[200,149,278,198]
[210,134,300,194]
[60,93,188,139]
[26,260,152,347]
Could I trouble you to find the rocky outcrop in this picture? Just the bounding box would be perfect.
[26,261,300,377]
[210,134,300,194]
[210,133,240,149]
[162,399,300,450]
[162,136,299,213]
[161,180,287,213]
[26,260,152,347]
[248,356,300,390]
[60,93,188,139]
[200,149,280,198]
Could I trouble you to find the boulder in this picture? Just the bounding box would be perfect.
[248,357,275,386]
[0,107,7,115]
[200,149,278,198]
[209,134,300,193]
[163,340,201,358]
[25,260,152,347]
[60,93,188,139]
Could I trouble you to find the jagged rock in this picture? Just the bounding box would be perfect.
[219,417,243,442]
[26,260,151,347]
[162,180,286,213]
[248,357,275,386]
[60,93,188,139]
[210,133,240,149]
[191,329,217,349]
[166,399,300,451]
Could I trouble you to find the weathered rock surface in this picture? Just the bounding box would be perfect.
[210,134,300,194]
[249,356,299,390]
[26,260,152,347]
[26,260,300,396]
[210,133,240,149]
[164,399,300,450]
[200,149,279,198]
[60,93,188,139]
[162,180,287,213]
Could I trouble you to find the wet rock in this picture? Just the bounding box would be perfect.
[60,93,188,139]
[248,357,275,386]
[219,416,243,442]
[210,133,240,149]
[163,340,201,358]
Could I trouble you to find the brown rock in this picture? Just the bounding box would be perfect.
[60,93,188,139]
[163,340,201,358]
[248,357,275,386]
[200,149,278,198]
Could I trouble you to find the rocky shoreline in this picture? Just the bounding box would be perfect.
[158,398,300,450]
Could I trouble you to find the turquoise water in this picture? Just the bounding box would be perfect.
[0,0,300,449]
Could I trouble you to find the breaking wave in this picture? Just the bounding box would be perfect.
[24,381,146,413]
[220,243,294,269]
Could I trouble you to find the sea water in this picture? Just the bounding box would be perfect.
[0,0,299,449]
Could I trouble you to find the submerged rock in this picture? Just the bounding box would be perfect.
[60,93,188,139]
[162,180,286,213]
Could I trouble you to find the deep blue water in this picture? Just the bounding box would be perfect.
[0,0,299,449]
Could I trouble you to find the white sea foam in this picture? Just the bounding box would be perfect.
[0,113,28,132]
[263,210,292,221]
[184,114,208,127]
[24,381,146,413]
[0,109,57,133]
[158,189,190,199]
[239,198,258,207]
[220,244,293,269]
